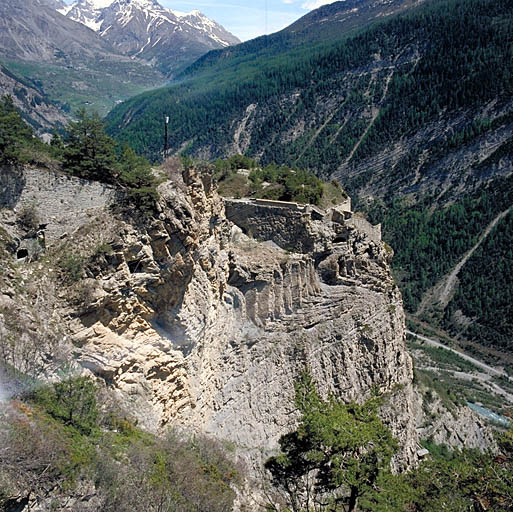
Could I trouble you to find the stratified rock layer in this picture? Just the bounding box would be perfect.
[0,165,419,473]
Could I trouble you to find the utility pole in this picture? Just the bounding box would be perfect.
[164,116,169,157]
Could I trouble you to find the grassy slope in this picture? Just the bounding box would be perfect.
[7,59,164,117]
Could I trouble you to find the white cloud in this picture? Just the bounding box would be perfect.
[301,0,337,10]
[282,0,294,4]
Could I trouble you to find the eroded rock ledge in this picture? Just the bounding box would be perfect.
[0,165,419,472]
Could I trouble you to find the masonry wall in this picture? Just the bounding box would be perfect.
[0,166,118,244]
[224,199,316,252]
[346,214,381,242]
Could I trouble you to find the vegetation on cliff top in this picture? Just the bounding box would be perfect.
[212,154,346,207]
[0,98,158,209]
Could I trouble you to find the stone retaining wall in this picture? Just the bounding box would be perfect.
[0,165,118,244]
[225,197,381,249]
[346,214,381,242]
[224,198,316,252]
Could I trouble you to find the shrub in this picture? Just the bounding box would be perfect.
[266,373,397,512]
[33,377,98,435]
[17,201,39,231]
[58,252,85,282]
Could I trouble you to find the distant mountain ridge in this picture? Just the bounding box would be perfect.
[177,0,427,81]
[0,0,239,129]
[283,0,427,37]
[58,0,240,73]
[0,0,165,128]
[0,0,121,63]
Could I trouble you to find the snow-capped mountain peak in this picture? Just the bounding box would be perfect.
[57,0,239,74]
[58,0,111,30]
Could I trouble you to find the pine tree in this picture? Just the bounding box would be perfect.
[0,95,33,165]
[118,146,154,189]
[265,373,397,512]
[62,108,118,183]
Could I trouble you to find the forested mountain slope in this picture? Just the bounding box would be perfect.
[178,0,429,80]
[107,0,513,362]
[108,0,512,180]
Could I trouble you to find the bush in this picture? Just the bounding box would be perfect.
[1,381,243,511]
[32,377,98,435]
[58,252,85,282]
[96,432,240,512]
[0,405,71,503]
[17,201,39,231]
[118,147,155,189]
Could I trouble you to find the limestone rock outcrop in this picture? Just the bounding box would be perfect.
[412,390,497,452]
[0,164,419,475]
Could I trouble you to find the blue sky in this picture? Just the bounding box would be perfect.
[160,0,335,41]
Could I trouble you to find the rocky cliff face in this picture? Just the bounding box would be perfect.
[0,67,69,136]
[0,164,419,481]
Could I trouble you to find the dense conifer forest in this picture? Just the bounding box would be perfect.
[446,209,513,351]
[106,0,513,167]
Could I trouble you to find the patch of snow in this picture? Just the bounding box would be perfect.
[57,5,73,15]
[85,0,114,8]
[171,9,191,18]
[135,36,152,55]
[100,24,113,35]
[129,0,159,8]
[83,17,104,30]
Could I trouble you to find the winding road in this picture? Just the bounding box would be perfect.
[406,330,513,383]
